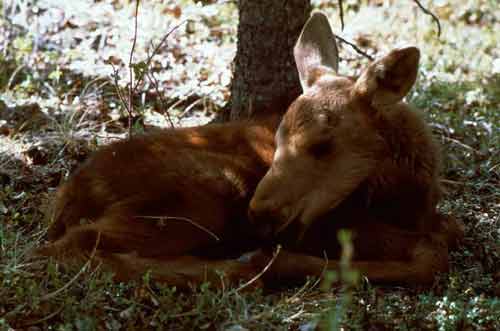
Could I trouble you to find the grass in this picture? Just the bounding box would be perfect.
[1,0,499,330]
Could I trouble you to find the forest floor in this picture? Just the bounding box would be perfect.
[0,1,499,330]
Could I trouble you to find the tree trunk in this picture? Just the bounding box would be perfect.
[228,0,311,121]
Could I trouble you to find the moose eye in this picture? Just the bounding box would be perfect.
[308,141,332,159]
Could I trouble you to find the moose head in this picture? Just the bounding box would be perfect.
[248,12,421,238]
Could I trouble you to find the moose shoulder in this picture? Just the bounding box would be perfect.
[36,12,464,288]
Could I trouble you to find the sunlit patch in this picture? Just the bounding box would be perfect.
[187,134,209,146]
[222,167,246,196]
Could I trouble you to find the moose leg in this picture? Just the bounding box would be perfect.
[434,213,465,250]
[37,198,224,259]
[36,224,262,289]
[250,225,452,286]
[93,252,263,290]
[35,223,103,259]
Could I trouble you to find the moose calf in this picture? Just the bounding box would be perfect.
[37,12,464,288]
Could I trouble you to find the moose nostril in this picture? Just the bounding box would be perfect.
[249,197,265,219]
[255,222,274,241]
[248,201,267,224]
[247,206,257,223]
[248,199,289,241]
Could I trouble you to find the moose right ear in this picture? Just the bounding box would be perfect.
[354,47,420,107]
[294,12,339,91]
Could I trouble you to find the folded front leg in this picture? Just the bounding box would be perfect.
[95,252,264,290]
[248,229,451,286]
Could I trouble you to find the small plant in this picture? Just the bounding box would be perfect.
[319,229,360,330]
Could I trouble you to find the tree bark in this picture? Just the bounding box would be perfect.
[228,0,311,121]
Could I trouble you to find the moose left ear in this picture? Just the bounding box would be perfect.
[294,12,339,91]
[354,47,420,107]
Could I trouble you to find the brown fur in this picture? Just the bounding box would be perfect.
[36,117,281,288]
[36,12,464,289]
[248,12,464,286]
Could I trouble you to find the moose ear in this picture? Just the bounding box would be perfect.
[354,47,420,107]
[294,12,339,91]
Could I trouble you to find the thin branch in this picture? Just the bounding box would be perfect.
[108,5,186,134]
[283,305,305,323]
[109,63,130,114]
[21,306,64,327]
[335,35,374,61]
[440,179,465,186]
[134,20,188,92]
[145,71,175,128]
[177,97,204,124]
[6,64,25,90]
[127,0,141,138]
[312,250,330,289]
[488,163,500,173]
[337,0,345,31]
[443,136,478,153]
[138,215,220,242]
[286,250,329,303]
[40,232,101,301]
[413,0,441,37]
[236,245,282,292]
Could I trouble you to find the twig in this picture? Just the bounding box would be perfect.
[443,136,478,153]
[177,97,204,124]
[337,0,345,31]
[166,96,191,115]
[440,179,465,186]
[138,20,188,89]
[283,305,305,323]
[312,251,330,288]
[132,20,188,94]
[6,64,25,90]
[236,245,282,292]
[285,278,314,303]
[137,215,220,242]
[109,63,130,117]
[126,0,141,138]
[80,76,109,100]
[163,89,197,122]
[335,35,374,61]
[21,305,64,327]
[489,163,500,173]
[329,1,440,61]
[40,232,101,301]
[413,0,441,37]
[108,1,186,134]
[286,250,329,303]
[145,71,175,128]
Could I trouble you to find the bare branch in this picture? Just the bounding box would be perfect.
[126,0,141,138]
[329,1,441,62]
[138,215,220,242]
[147,20,188,70]
[145,71,175,128]
[236,245,282,292]
[134,20,188,92]
[110,63,131,115]
[337,0,345,31]
[335,35,374,61]
[40,232,101,301]
[413,0,441,37]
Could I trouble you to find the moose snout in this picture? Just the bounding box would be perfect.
[248,196,289,239]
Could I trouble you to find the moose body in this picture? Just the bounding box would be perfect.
[38,12,463,288]
[38,118,281,287]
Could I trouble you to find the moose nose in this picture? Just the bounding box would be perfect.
[248,198,285,239]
